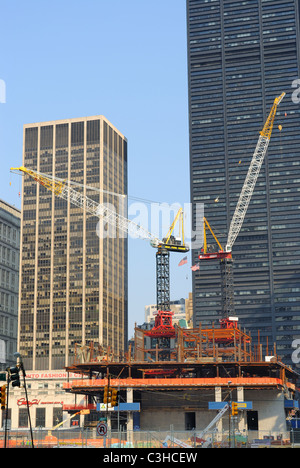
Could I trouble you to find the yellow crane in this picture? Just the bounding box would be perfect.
[11,166,189,312]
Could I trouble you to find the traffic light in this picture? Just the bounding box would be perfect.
[110,388,119,407]
[0,385,6,410]
[103,386,112,404]
[9,366,20,388]
[231,402,238,416]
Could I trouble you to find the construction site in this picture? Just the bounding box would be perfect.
[8,92,300,447]
[1,313,299,448]
[58,308,299,448]
[62,92,299,447]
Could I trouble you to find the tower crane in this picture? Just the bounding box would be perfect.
[199,92,285,323]
[10,166,189,320]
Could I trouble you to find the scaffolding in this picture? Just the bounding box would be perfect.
[134,318,253,365]
[69,317,284,383]
[64,317,298,421]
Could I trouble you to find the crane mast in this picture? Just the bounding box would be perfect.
[199,92,285,319]
[225,92,285,252]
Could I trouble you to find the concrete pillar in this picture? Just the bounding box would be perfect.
[127,388,133,442]
[46,406,53,429]
[107,411,111,431]
[215,386,223,436]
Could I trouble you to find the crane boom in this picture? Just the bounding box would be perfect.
[199,92,285,318]
[10,166,160,246]
[225,92,285,252]
[11,165,189,314]
[197,403,229,440]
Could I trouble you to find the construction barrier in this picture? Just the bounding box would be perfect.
[0,428,298,448]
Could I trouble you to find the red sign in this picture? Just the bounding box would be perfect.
[97,422,107,436]
[17,398,64,407]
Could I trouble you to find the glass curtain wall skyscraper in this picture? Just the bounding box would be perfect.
[187,0,300,366]
[19,116,128,371]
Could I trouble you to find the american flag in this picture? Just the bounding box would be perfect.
[191,263,200,271]
[178,256,188,267]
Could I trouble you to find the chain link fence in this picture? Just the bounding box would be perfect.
[0,427,299,448]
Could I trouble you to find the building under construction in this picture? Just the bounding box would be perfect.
[63,313,300,445]
[11,93,299,445]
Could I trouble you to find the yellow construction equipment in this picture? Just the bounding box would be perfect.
[11,166,189,312]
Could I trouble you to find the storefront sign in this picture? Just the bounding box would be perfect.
[26,371,81,380]
[208,401,252,410]
[17,398,64,407]
[96,402,140,412]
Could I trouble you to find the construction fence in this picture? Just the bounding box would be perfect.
[0,427,299,448]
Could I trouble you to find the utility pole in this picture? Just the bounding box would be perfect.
[227,381,232,448]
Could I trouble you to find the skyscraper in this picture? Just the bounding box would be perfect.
[187,0,300,365]
[19,116,128,370]
[0,200,20,369]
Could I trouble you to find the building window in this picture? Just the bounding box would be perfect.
[185,412,196,430]
[53,407,63,427]
[19,408,28,428]
[36,407,46,427]
[247,411,258,431]
[1,408,11,428]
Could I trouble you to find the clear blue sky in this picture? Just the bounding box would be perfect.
[0,0,192,337]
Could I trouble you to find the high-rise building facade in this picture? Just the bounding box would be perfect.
[0,200,20,369]
[187,0,300,365]
[19,116,128,370]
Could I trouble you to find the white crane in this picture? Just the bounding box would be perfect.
[225,92,285,252]
[200,92,285,319]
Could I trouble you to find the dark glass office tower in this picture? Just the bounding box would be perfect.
[187,0,300,366]
[19,116,128,370]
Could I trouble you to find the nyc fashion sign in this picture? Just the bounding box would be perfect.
[25,371,80,380]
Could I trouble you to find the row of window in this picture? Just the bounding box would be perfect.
[0,268,17,291]
[0,223,18,244]
[0,245,18,267]
[2,406,64,429]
